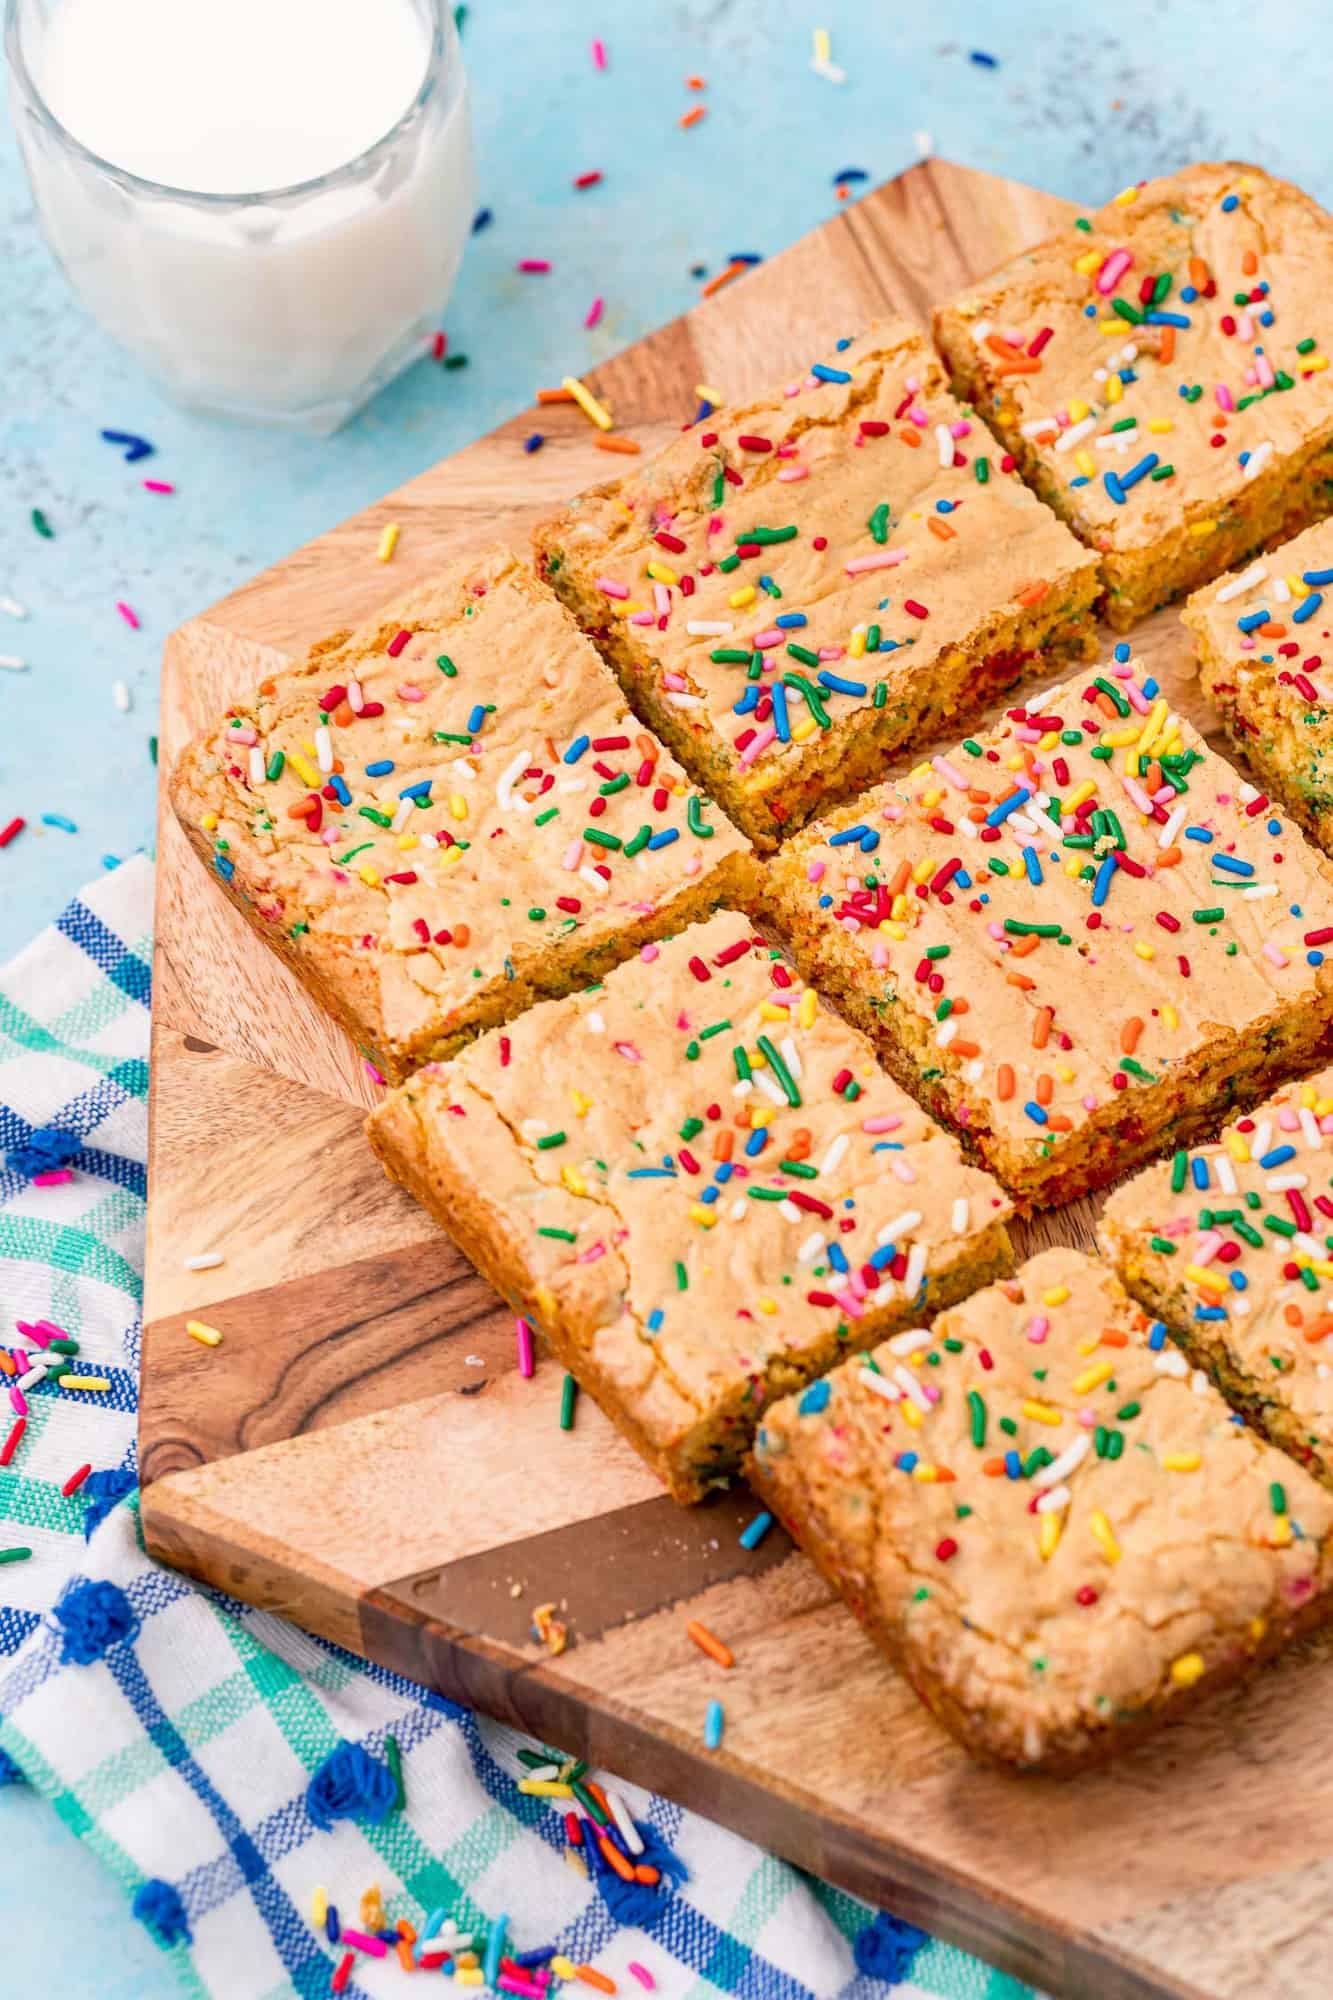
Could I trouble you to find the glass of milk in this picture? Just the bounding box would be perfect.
[6,0,475,431]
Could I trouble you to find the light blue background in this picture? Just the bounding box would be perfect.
[1,0,1327,1989]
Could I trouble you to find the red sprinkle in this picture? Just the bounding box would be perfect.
[903,599,929,620]
[736,434,773,452]
[574,171,604,189]
[386,628,412,658]
[0,1417,25,1467]
[687,955,711,982]
[62,1462,92,1498]
[935,1537,959,1562]
[0,817,24,849]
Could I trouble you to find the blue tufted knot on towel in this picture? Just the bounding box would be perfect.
[132,1877,191,1947]
[853,1910,927,1983]
[54,1578,139,1664]
[305,1739,398,1830]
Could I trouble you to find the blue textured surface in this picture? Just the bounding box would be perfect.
[1,3,1330,1990]
[4,0,1332,957]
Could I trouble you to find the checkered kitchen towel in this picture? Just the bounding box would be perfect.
[0,856,1032,2000]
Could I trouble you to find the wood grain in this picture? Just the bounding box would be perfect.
[140,158,1327,2000]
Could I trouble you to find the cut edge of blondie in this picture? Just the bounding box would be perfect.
[1187,606,1333,854]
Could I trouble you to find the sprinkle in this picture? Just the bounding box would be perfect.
[585,297,605,329]
[562,375,614,431]
[560,1373,579,1429]
[186,1320,223,1348]
[739,1510,773,1549]
[0,655,27,672]
[516,1318,535,1378]
[686,1619,734,1668]
[184,1253,224,1271]
[377,523,400,563]
[703,1700,724,1749]
[58,1375,110,1392]
[115,601,140,630]
[31,510,53,538]
[112,680,132,712]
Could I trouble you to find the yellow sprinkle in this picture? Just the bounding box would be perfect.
[911,857,933,885]
[1184,1264,1227,1294]
[1041,1284,1070,1308]
[438,842,464,868]
[1188,519,1217,537]
[690,1203,718,1229]
[1063,780,1097,814]
[1090,1510,1121,1564]
[1133,941,1155,962]
[849,630,866,659]
[1022,1399,1062,1427]
[1137,698,1169,754]
[455,1972,485,1987]
[812,25,831,62]
[357,865,381,888]
[1063,858,1084,880]
[1162,1451,1202,1472]
[1305,354,1329,372]
[912,1463,939,1482]
[518,1779,574,1797]
[1038,1511,1063,1561]
[749,1103,775,1125]
[311,1886,328,1927]
[791,717,818,743]
[1072,1360,1113,1396]
[287,749,319,788]
[1169,1651,1205,1686]
[570,1089,593,1117]
[757,1298,778,1316]
[1105,374,1123,404]
[561,1166,588,1197]
[534,1283,557,1316]
[552,1962,577,1983]
[186,1320,223,1348]
[1102,726,1140,749]
[1068,398,1090,423]
[1271,1515,1294,1546]
[1162,1003,1178,1031]
[900,1399,923,1428]
[1113,183,1139,205]
[201,810,218,832]
[1223,1130,1251,1164]
[1073,249,1101,276]
[376,522,400,563]
[1249,1615,1268,1642]
[561,373,613,430]
[58,1375,110,1392]
[797,987,818,1030]
[395,833,418,852]
[1054,1062,1075,1084]
[1146,417,1173,433]
[694,383,724,404]
[758,1001,790,1022]
[1289,574,1310,599]
[449,794,468,820]
[729,585,756,609]
[646,560,679,587]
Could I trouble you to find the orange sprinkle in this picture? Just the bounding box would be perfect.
[927,517,957,542]
[1032,1006,1053,1050]
[984,332,1024,358]
[950,1038,980,1059]
[686,1619,734,1668]
[993,355,1044,377]
[1035,1072,1054,1106]
[1015,579,1050,607]
[258,678,277,696]
[1008,934,1041,958]
[396,1941,415,1972]
[634,1864,660,1885]
[886,859,912,898]
[1158,325,1176,366]
[332,700,354,727]
[1098,1327,1129,1348]
[1242,248,1258,275]
[949,996,971,1017]
[598,1835,637,1882]
[1156,845,1183,869]
[595,434,643,455]
[1005,971,1036,991]
[898,426,922,446]
[701,260,745,299]
[1188,256,1211,291]
[983,1456,1007,1477]
[679,104,706,129]
[686,73,706,89]
[785,1127,813,1160]
[452,923,471,948]
[0,1353,13,1378]
[1304,1318,1333,1344]
[713,1129,734,1163]
[1120,1016,1144,1055]
[575,1969,617,1997]
[996,1062,1016,1101]
[1258,621,1286,639]
[1284,1303,1306,1327]
[537,386,577,404]
[1046,1114,1074,1132]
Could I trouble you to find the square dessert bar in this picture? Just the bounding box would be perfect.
[1185,520,1333,850]
[934,163,1333,629]
[765,651,1333,1208]
[366,909,1013,1502]
[1101,1065,1333,1489]
[534,320,1099,849]
[749,1248,1333,1771]
[171,545,754,1083]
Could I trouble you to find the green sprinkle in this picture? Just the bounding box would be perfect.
[779,1160,818,1179]
[687,795,715,838]
[868,503,890,544]
[337,842,375,864]
[733,1047,752,1083]
[974,456,989,484]
[872,681,887,708]
[1192,907,1225,924]
[437,654,458,676]
[755,1034,801,1107]
[623,824,651,857]
[1270,1481,1288,1515]
[676,1262,688,1291]
[385,1733,406,1811]
[527,906,547,921]
[786,642,820,668]
[1297,336,1317,355]
[538,1226,577,1243]
[583,827,621,849]
[747,1186,787,1203]
[559,1374,579,1430]
[0,1547,32,1564]
[599,773,630,796]
[1111,297,1143,325]
[865,623,881,653]
[1149,1236,1178,1255]
[1150,464,1175,481]
[1116,1402,1141,1422]
[1120,1057,1155,1081]
[535,807,559,827]
[30,510,52,539]
[711,649,751,664]
[535,1131,566,1150]
[1093,676,1131,716]
[717,552,741,573]
[747,524,798,544]
[967,1389,986,1448]
[680,1117,703,1140]
[1004,919,1062,938]
[1170,1150,1188,1192]
[265,751,285,781]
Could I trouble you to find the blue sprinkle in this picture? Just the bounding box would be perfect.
[1213,853,1254,877]
[832,167,869,183]
[1303,568,1333,587]
[1295,592,1325,624]
[744,1128,768,1157]
[897,1451,919,1473]
[563,734,590,764]
[1309,950,1325,967]
[1148,1322,1167,1351]
[40,813,78,833]
[524,433,544,453]
[466,704,486,734]
[1237,609,1270,633]
[695,400,713,422]
[740,1511,773,1550]
[775,612,807,628]
[1091,852,1117,907]
[1119,453,1159,491]
[1258,1145,1296,1170]
[100,429,155,463]
[859,828,880,853]
[327,773,351,806]
[969,48,999,66]
[811,363,852,384]
[1184,826,1214,843]
[827,1241,849,1273]
[647,827,679,850]
[1144,311,1190,328]
[799,1379,831,1415]
[870,1244,896,1270]
[326,1904,341,1943]
[215,854,235,881]
[829,823,871,847]
[727,252,763,265]
[1181,285,1198,303]
[1221,193,1240,212]
[647,1309,664,1332]
[1229,1270,1248,1291]
[1103,470,1126,505]
[1022,845,1043,886]
[818,672,867,697]
[1113,642,1131,663]
[714,1161,734,1184]
[398,780,432,800]
[472,207,493,232]
[1191,1156,1210,1190]
[365,759,395,776]
[1196,1305,1229,1321]
[733,686,760,717]
[986,786,1031,827]
[1004,1450,1022,1480]
[1142,677,1159,698]
[771,680,790,742]
[704,1701,724,1751]
[1023,1101,1048,1126]
[935,498,955,513]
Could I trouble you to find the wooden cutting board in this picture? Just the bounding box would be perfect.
[141,159,1333,2000]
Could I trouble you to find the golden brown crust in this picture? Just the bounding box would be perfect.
[170,543,754,1082]
[749,1248,1333,1771]
[366,909,1014,1502]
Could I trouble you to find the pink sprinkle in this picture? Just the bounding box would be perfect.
[1262,940,1289,967]
[1096,247,1133,295]
[585,296,604,329]
[1026,1315,1049,1344]
[777,464,809,483]
[596,577,629,600]
[806,859,826,882]
[516,1318,535,1378]
[33,1169,73,1187]
[499,1979,545,2000]
[340,1930,386,1958]
[397,683,425,701]
[628,1966,656,1992]
[9,1386,27,1417]
[115,601,139,629]
[630,610,656,626]
[844,550,908,575]
[142,479,174,494]
[639,942,660,962]
[861,1114,902,1134]
[518,259,551,274]
[1215,383,1235,411]
[752,628,783,649]
[578,1242,606,1264]
[363,1058,386,1086]
[613,1041,644,1062]
[591,36,607,67]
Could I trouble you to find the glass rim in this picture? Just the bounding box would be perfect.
[3,0,455,205]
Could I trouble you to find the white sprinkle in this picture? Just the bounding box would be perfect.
[1035,1483,1071,1514]
[903,1241,927,1297]
[780,1035,802,1079]
[888,1155,917,1185]
[729,1197,748,1221]
[0,654,27,672]
[248,747,264,787]
[579,866,611,896]
[1020,417,1059,441]
[858,1367,901,1403]
[1242,440,1275,481]
[0,596,28,620]
[16,1363,52,1394]
[585,1010,605,1034]
[935,423,954,468]
[811,57,846,82]
[797,1231,825,1265]
[315,725,333,773]
[184,1252,225,1271]
[666,690,707,709]
[1214,1153,1238,1195]
[877,1210,922,1244]
[1241,882,1279,901]
[1158,803,1187,849]
[893,1362,932,1411]
[1252,1119,1273,1159]
[604,1787,644,1855]
[936,1018,958,1048]
[1154,1348,1189,1377]
[1191,1369,1210,1396]
[1266,1173,1308,1192]
[686,620,733,637]
[887,1328,932,1356]
[392,798,414,833]
[1054,415,1097,454]
[112,679,131,712]
[818,1133,849,1177]
[752,1069,787,1107]
[496,748,531,811]
[1033,1433,1089,1489]
[913,129,934,158]
[1273,577,1292,604]
[1301,1108,1323,1150]
[1215,561,1267,603]
[950,1196,970,1234]
[779,1199,802,1224]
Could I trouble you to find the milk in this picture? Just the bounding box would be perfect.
[10,0,474,428]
